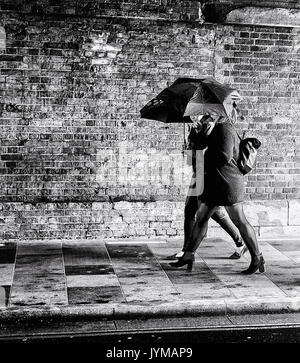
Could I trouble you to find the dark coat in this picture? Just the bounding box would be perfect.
[199,121,245,206]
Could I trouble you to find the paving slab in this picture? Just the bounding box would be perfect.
[0,264,14,286]
[9,245,67,307]
[173,283,233,300]
[62,242,109,266]
[65,264,115,275]
[0,286,10,308]
[67,286,125,305]
[66,274,121,288]
[121,284,180,304]
[280,251,300,263]
[161,261,224,284]
[9,290,67,307]
[17,241,61,256]
[0,244,16,264]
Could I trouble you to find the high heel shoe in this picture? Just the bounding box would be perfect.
[165,251,184,260]
[169,255,195,271]
[235,238,244,248]
[241,254,266,274]
[229,245,248,259]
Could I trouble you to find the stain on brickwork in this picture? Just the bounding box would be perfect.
[0,26,5,50]
[0,1,299,240]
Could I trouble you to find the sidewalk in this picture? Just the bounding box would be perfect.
[0,236,300,322]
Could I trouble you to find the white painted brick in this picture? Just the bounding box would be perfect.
[259,226,300,238]
[289,200,300,226]
[243,201,288,227]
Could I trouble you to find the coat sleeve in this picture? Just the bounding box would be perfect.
[188,127,209,150]
[215,125,234,167]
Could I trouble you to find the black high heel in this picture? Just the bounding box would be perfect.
[164,252,183,260]
[229,245,248,259]
[235,238,244,248]
[169,255,195,271]
[241,254,265,274]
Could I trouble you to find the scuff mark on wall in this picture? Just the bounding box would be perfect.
[83,31,129,67]
[0,26,6,50]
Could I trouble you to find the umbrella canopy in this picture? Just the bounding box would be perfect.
[140,78,202,123]
[140,77,242,123]
[183,77,242,119]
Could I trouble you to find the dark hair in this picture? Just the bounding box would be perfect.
[232,102,244,121]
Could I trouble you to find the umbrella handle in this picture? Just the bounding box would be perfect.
[182,123,187,153]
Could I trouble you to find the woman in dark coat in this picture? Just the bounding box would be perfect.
[168,119,247,260]
[170,114,265,275]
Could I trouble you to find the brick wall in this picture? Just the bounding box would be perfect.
[203,0,300,8]
[0,1,299,240]
[0,0,201,20]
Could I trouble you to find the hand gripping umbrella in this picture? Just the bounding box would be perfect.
[140,77,242,123]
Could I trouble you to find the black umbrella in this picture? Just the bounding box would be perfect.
[184,78,242,119]
[140,77,242,123]
[140,78,202,123]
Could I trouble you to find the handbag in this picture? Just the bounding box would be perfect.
[232,126,261,175]
[238,137,261,174]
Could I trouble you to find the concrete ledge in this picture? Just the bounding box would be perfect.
[1,297,300,322]
[227,7,300,27]
[225,297,300,315]
[112,300,227,318]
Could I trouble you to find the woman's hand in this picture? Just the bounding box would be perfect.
[190,115,203,132]
[202,121,216,136]
[192,120,203,132]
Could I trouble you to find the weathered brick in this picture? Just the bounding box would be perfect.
[259,226,300,238]
[243,201,288,226]
[289,200,300,226]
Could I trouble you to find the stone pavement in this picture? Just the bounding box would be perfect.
[0,236,300,321]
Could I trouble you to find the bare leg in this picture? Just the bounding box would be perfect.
[169,204,217,270]
[211,207,243,247]
[184,203,242,250]
[185,204,218,253]
[225,204,260,260]
[183,196,199,251]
